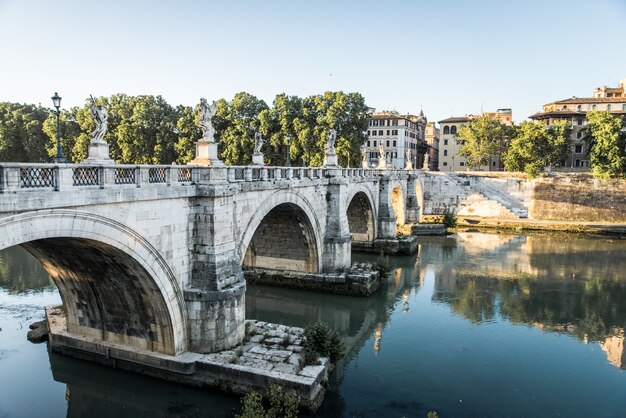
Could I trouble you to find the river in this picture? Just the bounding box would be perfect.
[1,231,625,417]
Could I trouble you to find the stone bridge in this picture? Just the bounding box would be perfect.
[0,163,424,358]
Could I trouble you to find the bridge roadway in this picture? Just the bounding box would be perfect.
[0,163,423,357]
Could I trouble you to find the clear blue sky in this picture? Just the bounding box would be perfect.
[1,0,625,124]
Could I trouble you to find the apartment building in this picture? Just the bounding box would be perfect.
[424,122,439,170]
[529,79,626,169]
[365,110,429,169]
[438,108,512,172]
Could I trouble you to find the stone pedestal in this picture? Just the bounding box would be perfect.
[377,158,386,170]
[324,153,339,167]
[189,141,224,167]
[252,152,264,166]
[405,160,413,170]
[83,142,114,165]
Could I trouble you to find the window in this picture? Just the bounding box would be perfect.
[592,105,597,110]
[577,118,583,125]
[444,139,448,145]
[386,140,390,146]
[373,141,377,147]
[367,141,371,147]
[492,161,496,166]
[623,104,626,111]
[607,104,612,111]
[443,126,450,135]
[443,162,448,166]
[393,140,397,147]
[387,130,390,135]
[577,132,582,139]
[575,144,583,154]
[577,105,582,110]
[450,126,457,135]
[575,159,580,167]
[443,150,448,156]
[392,130,398,135]
[392,120,398,126]
[379,130,383,136]
[460,162,465,167]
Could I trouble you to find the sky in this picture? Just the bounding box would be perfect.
[1,0,625,124]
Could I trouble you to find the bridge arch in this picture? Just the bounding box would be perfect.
[345,185,377,242]
[0,210,187,355]
[240,191,322,273]
[390,180,406,225]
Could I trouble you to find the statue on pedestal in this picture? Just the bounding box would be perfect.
[253,131,264,154]
[377,142,386,169]
[326,129,337,155]
[89,97,108,144]
[199,98,217,143]
[361,144,369,168]
[422,153,431,170]
[323,128,339,167]
[405,148,413,170]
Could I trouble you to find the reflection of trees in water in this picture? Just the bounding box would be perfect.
[0,246,53,293]
[433,270,626,344]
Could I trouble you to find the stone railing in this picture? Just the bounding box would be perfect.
[0,163,195,193]
[0,163,417,193]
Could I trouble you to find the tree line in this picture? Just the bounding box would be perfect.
[456,110,626,179]
[0,91,369,167]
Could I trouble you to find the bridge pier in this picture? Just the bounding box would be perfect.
[405,174,420,224]
[322,173,352,272]
[187,179,246,353]
[377,177,398,239]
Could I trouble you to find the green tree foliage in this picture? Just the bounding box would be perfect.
[236,385,300,418]
[213,92,269,165]
[584,110,626,179]
[0,102,51,162]
[174,104,201,164]
[504,120,572,178]
[457,115,508,169]
[2,91,369,166]
[302,320,346,364]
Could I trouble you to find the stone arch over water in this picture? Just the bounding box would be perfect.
[0,210,187,355]
[240,192,322,273]
[391,181,406,225]
[346,191,376,242]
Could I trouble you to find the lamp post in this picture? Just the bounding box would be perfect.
[285,134,291,167]
[51,92,67,163]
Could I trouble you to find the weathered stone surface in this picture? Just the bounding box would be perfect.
[27,320,48,343]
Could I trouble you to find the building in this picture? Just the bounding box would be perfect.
[438,108,512,172]
[529,79,626,170]
[424,122,439,170]
[365,110,429,169]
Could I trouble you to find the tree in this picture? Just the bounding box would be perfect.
[457,115,508,169]
[213,92,269,165]
[174,104,201,164]
[584,110,626,179]
[0,102,51,162]
[504,120,572,178]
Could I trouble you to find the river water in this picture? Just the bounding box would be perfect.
[1,231,625,417]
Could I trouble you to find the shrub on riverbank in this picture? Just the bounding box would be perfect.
[302,320,346,365]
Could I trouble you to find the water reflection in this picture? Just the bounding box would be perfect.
[424,232,626,369]
[2,231,626,417]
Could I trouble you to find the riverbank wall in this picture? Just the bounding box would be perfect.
[421,172,626,223]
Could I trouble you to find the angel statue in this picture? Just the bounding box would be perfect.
[326,129,337,155]
[378,141,385,161]
[254,131,264,154]
[198,98,218,142]
[89,96,108,143]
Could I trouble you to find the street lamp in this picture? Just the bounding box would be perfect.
[285,134,291,167]
[51,92,67,163]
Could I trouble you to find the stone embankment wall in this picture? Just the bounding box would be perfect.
[421,172,626,222]
[530,174,626,222]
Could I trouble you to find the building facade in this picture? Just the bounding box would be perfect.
[365,111,429,169]
[529,79,626,170]
[424,122,440,170]
[438,109,512,172]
